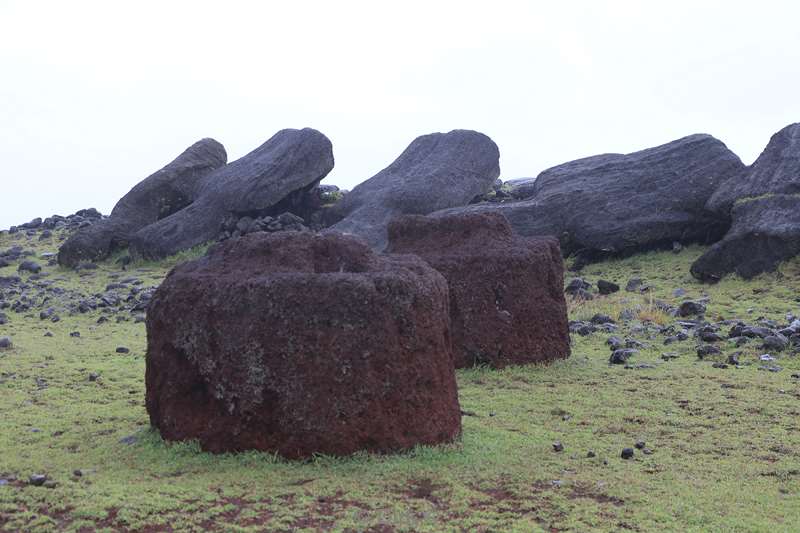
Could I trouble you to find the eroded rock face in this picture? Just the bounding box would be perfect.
[691,194,800,281]
[386,212,570,368]
[435,134,744,263]
[58,139,227,267]
[145,231,461,457]
[131,128,334,259]
[327,130,500,250]
[707,123,800,215]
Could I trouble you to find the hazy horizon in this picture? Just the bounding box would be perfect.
[2,0,799,228]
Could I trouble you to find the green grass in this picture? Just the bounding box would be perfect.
[1,230,799,532]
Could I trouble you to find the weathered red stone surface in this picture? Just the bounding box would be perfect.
[387,212,570,368]
[145,231,461,457]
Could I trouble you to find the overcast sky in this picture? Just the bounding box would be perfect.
[1,1,798,228]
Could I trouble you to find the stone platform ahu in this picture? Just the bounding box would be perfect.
[145,231,461,458]
[387,212,571,368]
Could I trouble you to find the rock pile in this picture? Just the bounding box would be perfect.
[218,212,308,241]
[386,212,570,368]
[8,209,104,237]
[145,232,462,457]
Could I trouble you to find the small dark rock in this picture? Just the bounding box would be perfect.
[610,349,637,365]
[742,326,773,339]
[625,338,645,349]
[597,279,619,295]
[590,314,616,325]
[762,335,788,352]
[18,260,42,274]
[635,440,646,449]
[69,331,80,338]
[606,336,624,350]
[115,346,130,354]
[700,331,724,343]
[28,474,47,486]
[0,337,12,349]
[696,345,721,358]
[678,300,706,317]
[565,278,591,295]
[621,448,635,460]
[552,441,564,452]
[625,278,643,292]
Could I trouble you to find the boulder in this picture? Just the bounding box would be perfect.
[691,194,800,281]
[327,130,500,250]
[692,123,800,281]
[435,134,744,262]
[58,138,227,267]
[145,231,461,457]
[707,123,800,215]
[131,128,334,259]
[386,212,570,368]
[597,279,620,295]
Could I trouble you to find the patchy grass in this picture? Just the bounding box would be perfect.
[1,231,799,532]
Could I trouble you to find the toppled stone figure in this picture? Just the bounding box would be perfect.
[130,128,334,259]
[386,211,570,368]
[327,129,500,250]
[58,128,334,264]
[58,139,227,266]
[691,194,800,281]
[693,123,800,281]
[145,231,461,457]
[435,134,744,264]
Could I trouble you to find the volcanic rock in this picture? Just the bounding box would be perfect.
[386,212,570,368]
[691,194,800,281]
[597,279,620,295]
[58,139,227,267]
[327,130,500,250]
[130,128,334,259]
[145,231,461,457]
[707,123,800,215]
[435,134,744,261]
[692,124,800,280]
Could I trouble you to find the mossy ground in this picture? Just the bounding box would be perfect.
[1,230,799,532]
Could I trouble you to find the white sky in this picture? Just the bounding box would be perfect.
[1,0,799,228]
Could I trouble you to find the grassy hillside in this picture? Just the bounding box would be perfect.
[1,227,799,532]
